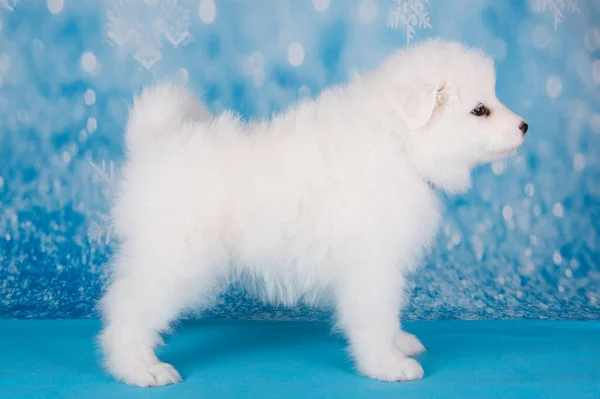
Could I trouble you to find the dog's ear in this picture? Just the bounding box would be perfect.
[394,83,444,130]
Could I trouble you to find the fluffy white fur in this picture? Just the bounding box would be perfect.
[98,39,527,387]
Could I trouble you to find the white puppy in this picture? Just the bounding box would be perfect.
[98,39,527,387]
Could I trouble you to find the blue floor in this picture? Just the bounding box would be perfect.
[0,319,599,399]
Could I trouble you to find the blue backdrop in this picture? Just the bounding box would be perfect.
[0,0,598,320]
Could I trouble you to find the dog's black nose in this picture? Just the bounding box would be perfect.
[519,122,528,135]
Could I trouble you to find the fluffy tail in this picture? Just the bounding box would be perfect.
[124,83,211,153]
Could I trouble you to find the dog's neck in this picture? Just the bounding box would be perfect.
[407,156,473,195]
[390,129,474,195]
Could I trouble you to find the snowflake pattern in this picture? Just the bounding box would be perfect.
[532,0,579,30]
[105,0,194,70]
[0,0,19,12]
[387,0,432,45]
[88,160,117,246]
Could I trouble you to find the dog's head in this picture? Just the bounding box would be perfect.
[375,40,527,194]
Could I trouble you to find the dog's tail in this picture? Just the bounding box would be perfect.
[124,83,211,154]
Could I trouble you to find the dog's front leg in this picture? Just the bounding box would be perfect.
[335,265,424,382]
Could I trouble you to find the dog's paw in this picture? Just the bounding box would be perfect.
[394,331,426,357]
[358,355,424,382]
[119,361,182,387]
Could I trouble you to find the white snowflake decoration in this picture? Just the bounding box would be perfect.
[155,0,193,48]
[532,0,579,30]
[105,0,194,70]
[105,2,140,48]
[0,0,19,12]
[88,160,117,246]
[387,0,432,45]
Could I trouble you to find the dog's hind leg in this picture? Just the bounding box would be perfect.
[98,243,224,387]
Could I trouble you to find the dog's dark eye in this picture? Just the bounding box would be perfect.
[471,104,489,117]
